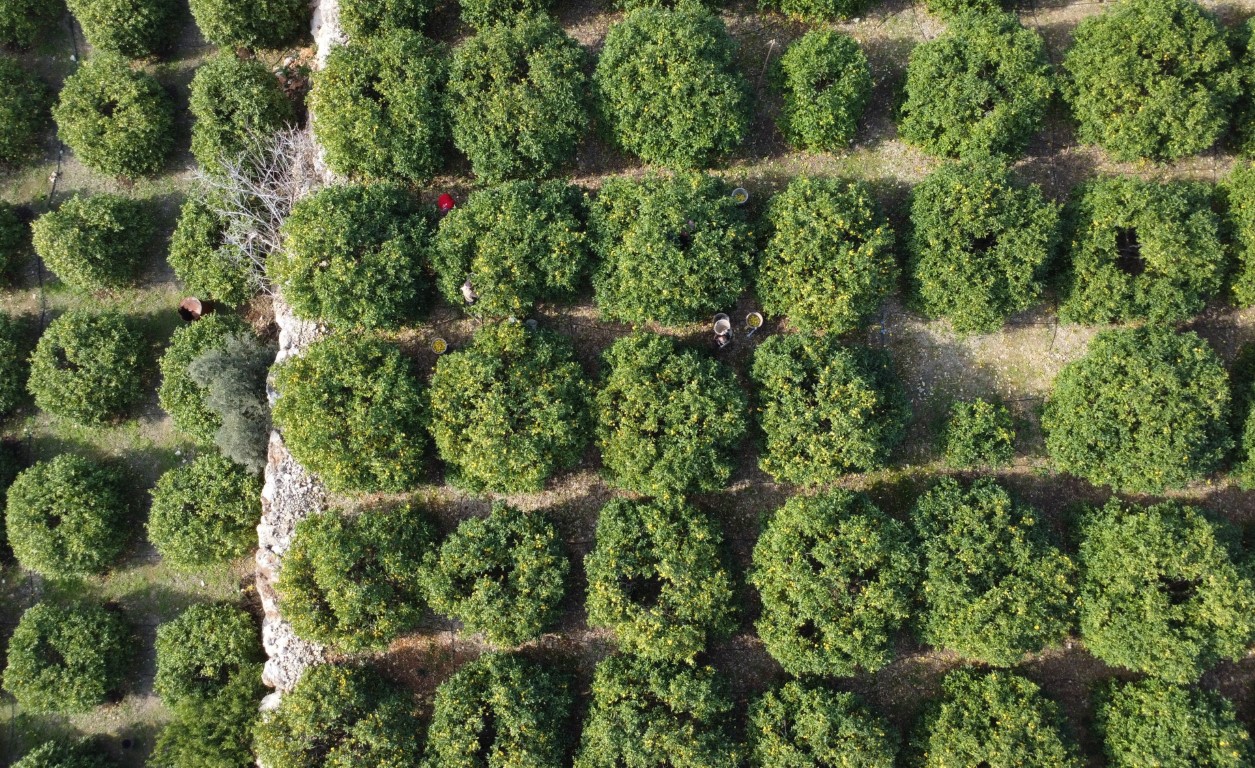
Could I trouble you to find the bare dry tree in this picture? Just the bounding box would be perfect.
[193,126,322,297]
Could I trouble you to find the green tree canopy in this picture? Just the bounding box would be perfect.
[748,682,898,768]
[147,452,260,569]
[66,0,176,56]
[0,55,51,169]
[154,603,262,708]
[1096,679,1253,767]
[188,0,306,49]
[189,54,294,174]
[31,193,153,293]
[774,31,870,150]
[158,313,248,445]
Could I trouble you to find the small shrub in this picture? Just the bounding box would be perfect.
[189,54,294,175]
[585,497,736,662]
[908,159,1059,333]
[589,172,754,325]
[594,6,749,168]
[157,314,248,444]
[0,311,25,417]
[188,333,272,473]
[3,601,131,714]
[424,653,570,768]
[433,180,588,318]
[913,477,1076,665]
[277,502,436,652]
[596,333,747,496]
[309,30,447,181]
[458,0,551,29]
[1078,499,1255,682]
[14,741,116,768]
[340,0,434,38]
[254,664,422,767]
[448,14,589,182]
[1060,176,1226,324]
[943,397,1014,468]
[65,0,176,57]
[0,56,50,168]
[188,0,307,49]
[575,655,739,768]
[760,0,864,22]
[1042,326,1231,493]
[1226,162,1255,306]
[749,683,898,768]
[272,333,428,493]
[0,0,62,48]
[53,54,175,178]
[750,489,917,677]
[428,321,590,493]
[1097,679,1252,767]
[898,12,1053,159]
[0,200,27,279]
[913,669,1080,768]
[168,195,257,306]
[1062,0,1238,162]
[27,310,143,424]
[31,193,153,293]
[147,453,260,568]
[774,30,870,152]
[5,454,131,577]
[1236,21,1255,157]
[154,603,262,708]
[150,671,261,768]
[750,333,910,485]
[418,503,567,647]
[759,176,895,333]
[272,183,431,328]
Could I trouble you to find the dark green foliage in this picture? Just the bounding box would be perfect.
[0,199,26,279]
[943,397,1014,468]
[0,0,62,48]
[1096,679,1252,767]
[748,683,898,768]
[750,489,917,677]
[158,314,248,444]
[53,54,174,178]
[5,454,130,577]
[189,54,294,174]
[899,13,1053,159]
[277,502,436,652]
[1236,21,1255,157]
[1062,0,1238,162]
[188,0,307,49]
[1060,176,1226,323]
[188,333,272,473]
[31,193,153,293]
[66,0,176,57]
[589,173,754,325]
[272,333,428,493]
[760,0,863,22]
[596,333,747,496]
[254,664,422,768]
[154,603,262,708]
[594,6,750,168]
[458,0,551,29]
[913,477,1076,665]
[150,671,263,768]
[0,310,24,417]
[0,55,49,168]
[424,653,570,768]
[585,497,735,661]
[774,30,870,151]
[1078,499,1255,682]
[2,601,131,713]
[428,321,590,493]
[575,654,739,768]
[27,310,143,424]
[750,333,910,485]
[908,159,1059,333]
[1042,326,1232,493]
[341,0,433,38]
[309,30,447,181]
[433,180,588,318]
[148,453,260,568]
[759,176,895,333]
[914,669,1080,768]
[418,503,567,647]
[448,14,589,182]
[14,740,116,768]
[922,0,1005,17]
[273,183,431,329]
[1226,162,1255,307]
[168,196,256,306]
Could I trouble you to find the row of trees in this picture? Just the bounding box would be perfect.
[247,656,1253,768]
